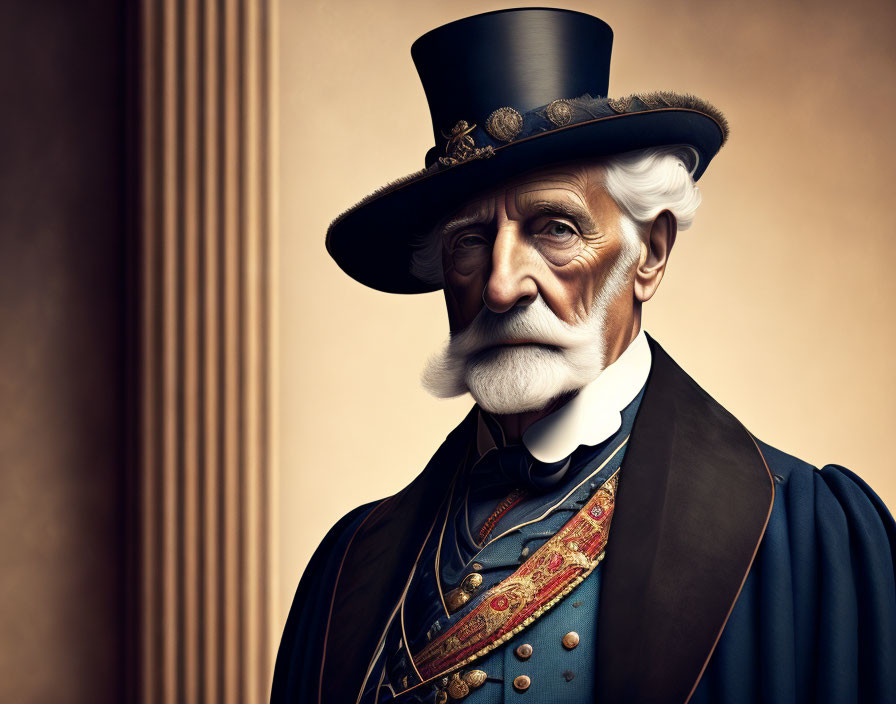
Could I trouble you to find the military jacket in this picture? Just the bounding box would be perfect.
[271,336,896,704]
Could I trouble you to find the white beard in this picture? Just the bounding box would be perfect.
[422,238,640,414]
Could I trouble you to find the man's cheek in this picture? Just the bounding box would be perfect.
[444,276,485,330]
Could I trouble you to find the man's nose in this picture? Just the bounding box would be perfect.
[482,225,538,314]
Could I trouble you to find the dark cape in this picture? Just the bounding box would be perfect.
[271,337,896,704]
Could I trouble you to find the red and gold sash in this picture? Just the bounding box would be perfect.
[413,471,618,680]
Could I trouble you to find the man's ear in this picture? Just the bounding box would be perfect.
[634,209,677,303]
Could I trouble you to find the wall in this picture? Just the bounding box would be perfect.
[277,0,896,625]
[0,1,127,702]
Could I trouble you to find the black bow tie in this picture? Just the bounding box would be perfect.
[475,443,572,493]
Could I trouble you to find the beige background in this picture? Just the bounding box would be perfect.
[278,0,896,621]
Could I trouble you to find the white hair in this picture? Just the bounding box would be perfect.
[410,145,702,287]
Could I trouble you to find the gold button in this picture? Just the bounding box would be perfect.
[435,692,448,704]
[472,562,483,571]
[562,631,580,649]
[463,670,487,689]
[447,672,469,699]
[513,675,531,692]
[462,572,483,592]
[515,643,533,660]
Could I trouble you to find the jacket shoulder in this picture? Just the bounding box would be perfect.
[696,438,896,703]
[754,437,896,581]
[270,500,384,703]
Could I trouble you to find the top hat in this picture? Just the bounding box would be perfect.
[325,8,728,294]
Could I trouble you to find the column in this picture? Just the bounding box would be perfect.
[136,2,277,702]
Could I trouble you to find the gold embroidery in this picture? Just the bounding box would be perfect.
[413,473,619,680]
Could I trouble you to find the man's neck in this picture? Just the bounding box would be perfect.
[492,392,575,443]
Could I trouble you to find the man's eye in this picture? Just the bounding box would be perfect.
[455,234,489,248]
[542,221,577,238]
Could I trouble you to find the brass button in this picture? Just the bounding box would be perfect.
[462,573,483,591]
[513,675,531,692]
[435,691,448,704]
[463,670,487,689]
[447,672,469,699]
[562,631,580,649]
[445,573,483,613]
[472,562,483,571]
[515,643,533,660]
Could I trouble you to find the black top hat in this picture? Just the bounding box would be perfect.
[326,8,728,294]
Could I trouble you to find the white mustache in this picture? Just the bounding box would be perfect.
[447,298,591,359]
[421,231,642,412]
[422,295,607,406]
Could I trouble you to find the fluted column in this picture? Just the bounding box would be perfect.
[136,2,277,703]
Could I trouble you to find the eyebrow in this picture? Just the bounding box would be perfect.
[526,199,597,233]
[438,211,491,239]
[437,197,598,237]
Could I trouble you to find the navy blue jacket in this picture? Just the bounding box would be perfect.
[272,337,896,704]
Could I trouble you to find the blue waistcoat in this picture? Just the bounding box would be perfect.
[360,390,644,703]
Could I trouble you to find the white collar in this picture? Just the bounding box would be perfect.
[476,329,652,463]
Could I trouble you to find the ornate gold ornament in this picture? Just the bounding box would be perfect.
[444,572,483,613]
[435,669,487,701]
[463,670,487,688]
[439,120,495,167]
[485,106,523,142]
[545,99,573,127]
[447,672,469,699]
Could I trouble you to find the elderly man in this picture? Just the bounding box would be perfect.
[272,9,896,704]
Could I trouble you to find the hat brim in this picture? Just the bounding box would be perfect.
[326,106,726,294]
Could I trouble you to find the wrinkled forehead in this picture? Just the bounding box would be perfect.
[443,161,608,222]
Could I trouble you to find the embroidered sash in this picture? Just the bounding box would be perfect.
[412,472,618,680]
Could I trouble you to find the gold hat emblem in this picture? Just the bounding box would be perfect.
[545,99,573,126]
[485,106,523,142]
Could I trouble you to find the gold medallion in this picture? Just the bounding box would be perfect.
[545,99,573,127]
[485,107,523,142]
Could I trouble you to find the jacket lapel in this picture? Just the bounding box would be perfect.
[318,408,477,704]
[595,335,775,703]
[318,336,774,704]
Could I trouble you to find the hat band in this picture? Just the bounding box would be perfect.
[428,91,728,169]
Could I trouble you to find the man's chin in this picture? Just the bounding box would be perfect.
[469,391,557,416]
[464,346,582,415]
